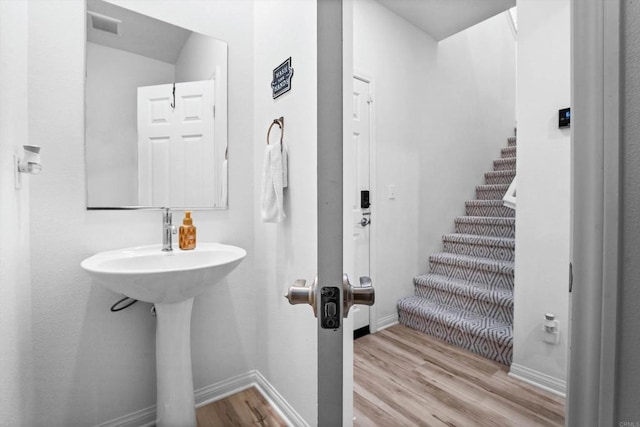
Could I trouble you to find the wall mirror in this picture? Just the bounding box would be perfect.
[85,0,228,209]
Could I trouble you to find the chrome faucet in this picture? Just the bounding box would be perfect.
[162,208,177,251]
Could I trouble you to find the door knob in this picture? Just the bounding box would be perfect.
[359,217,371,227]
[285,275,375,323]
[284,277,317,317]
[342,274,375,318]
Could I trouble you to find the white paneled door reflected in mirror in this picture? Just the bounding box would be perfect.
[84,0,229,209]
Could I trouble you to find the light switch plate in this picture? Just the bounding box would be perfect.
[388,185,396,199]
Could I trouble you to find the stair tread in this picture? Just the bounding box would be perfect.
[485,170,516,177]
[484,170,516,185]
[429,252,515,274]
[442,233,515,248]
[477,183,510,190]
[494,158,516,165]
[414,273,514,307]
[501,146,517,158]
[465,200,515,215]
[398,295,513,345]
[466,199,511,206]
[455,216,515,224]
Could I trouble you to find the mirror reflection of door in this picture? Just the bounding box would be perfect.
[137,80,215,207]
[84,0,228,209]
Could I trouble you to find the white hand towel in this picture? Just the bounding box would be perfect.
[261,143,286,223]
[282,140,289,188]
[220,159,228,207]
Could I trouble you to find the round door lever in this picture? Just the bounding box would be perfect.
[284,277,318,317]
[359,217,371,227]
[342,274,375,318]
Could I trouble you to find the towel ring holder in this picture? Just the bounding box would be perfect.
[267,116,284,146]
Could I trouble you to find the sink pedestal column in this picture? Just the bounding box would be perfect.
[154,297,197,427]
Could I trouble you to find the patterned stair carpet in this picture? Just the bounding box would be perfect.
[397,136,516,365]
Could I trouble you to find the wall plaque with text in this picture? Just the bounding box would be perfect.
[272,57,294,99]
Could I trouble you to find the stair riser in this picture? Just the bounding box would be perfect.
[508,137,517,147]
[476,187,508,200]
[494,159,516,171]
[455,221,515,238]
[442,241,515,261]
[485,172,516,185]
[397,310,513,365]
[465,204,515,218]
[415,285,514,323]
[501,147,517,158]
[430,262,514,289]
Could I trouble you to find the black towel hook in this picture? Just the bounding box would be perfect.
[170,83,176,109]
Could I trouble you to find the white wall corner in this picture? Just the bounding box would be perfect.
[508,363,566,397]
[513,0,570,391]
[251,370,311,427]
[96,370,308,427]
[374,313,399,332]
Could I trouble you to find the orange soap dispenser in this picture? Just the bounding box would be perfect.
[179,211,197,250]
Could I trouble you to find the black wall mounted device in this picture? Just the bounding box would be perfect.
[559,107,571,128]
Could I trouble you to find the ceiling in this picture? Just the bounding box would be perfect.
[86,0,515,63]
[86,0,191,64]
[376,0,516,41]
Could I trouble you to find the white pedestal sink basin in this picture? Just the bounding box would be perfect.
[81,243,246,427]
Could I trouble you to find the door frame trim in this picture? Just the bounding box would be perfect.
[352,71,378,333]
[568,0,621,424]
[317,1,348,425]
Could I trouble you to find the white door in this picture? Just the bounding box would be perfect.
[137,79,215,207]
[285,2,372,425]
[345,76,372,332]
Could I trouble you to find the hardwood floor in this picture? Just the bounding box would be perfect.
[196,387,287,427]
[354,324,565,426]
[197,324,564,426]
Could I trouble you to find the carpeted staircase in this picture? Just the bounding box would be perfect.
[397,136,516,365]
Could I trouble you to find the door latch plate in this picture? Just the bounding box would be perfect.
[320,287,341,329]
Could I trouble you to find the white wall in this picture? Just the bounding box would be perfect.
[86,42,175,206]
[26,1,256,425]
[252,1,318,424]
[175,32,227,83]
[0,1,33,425]
[353,0,436,328]
[353,0,516,328]
[512,0,570,391]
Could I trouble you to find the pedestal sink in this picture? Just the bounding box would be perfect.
[81,243,246,427]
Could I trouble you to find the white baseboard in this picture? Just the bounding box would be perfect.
[96,405,156,427]
[96,370,307,427]
[252,371,310,427]
[508,363,566,397]
[194,370,256,408]
[373,313,398,332]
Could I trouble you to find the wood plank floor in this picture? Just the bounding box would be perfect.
[354,324,565,427]
[197,324,565,426]
[196,386,287,427]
